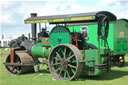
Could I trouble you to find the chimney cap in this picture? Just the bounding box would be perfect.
[31,13,37,17]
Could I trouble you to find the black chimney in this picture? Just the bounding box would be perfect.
[31,13,37,44]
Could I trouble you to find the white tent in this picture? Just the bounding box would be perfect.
[0,39,11,47]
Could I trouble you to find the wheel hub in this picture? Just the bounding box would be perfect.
[60,58,68,71]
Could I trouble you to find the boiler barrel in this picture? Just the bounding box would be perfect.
[32,43,51,58]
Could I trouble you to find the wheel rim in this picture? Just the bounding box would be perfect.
[5,54,22,75]
[113,55,124,67]
[118,56,124,66]
[48,44,83,80]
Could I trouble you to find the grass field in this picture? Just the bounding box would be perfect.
[0,48,128,85]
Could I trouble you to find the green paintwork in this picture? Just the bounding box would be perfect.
[49,26,71,48]
[68,19,128,56]
[32,43,51,58]
[42,38,50,47]
[100,48,110,55]
[113,20,128,55]
[81,49,109,76]
[68,24,114,50]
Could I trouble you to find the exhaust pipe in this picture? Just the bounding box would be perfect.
[31,13,37,44]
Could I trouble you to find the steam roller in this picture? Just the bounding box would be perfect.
[3,11,128,81]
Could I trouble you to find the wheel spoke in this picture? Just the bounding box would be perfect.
[72,60,76,63]
[11,66,17,73]
[64,72,66,79]
[15,67,20,73]
[68,64,77,69]
[64,47,66,58]
[16,70,20,74]
[60,48,64,56]
[68,51,72,58]
[67,54,75,60]
[53,63,60,66]
[58,48,64,56]
[66,70,70,79]
[71,68,75,74]
[12,69,17,73]
[55,67,62,72]
[56,52,62,59]
[10,66,15,71]
[59,68,63,76]
[53,57,61,61]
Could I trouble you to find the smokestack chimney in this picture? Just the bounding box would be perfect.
[31,13,37,44]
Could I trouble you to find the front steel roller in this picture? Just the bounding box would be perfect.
[48,44,84,80]
[5,52,34,75]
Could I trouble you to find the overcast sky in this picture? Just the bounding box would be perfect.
[0,0,128,39]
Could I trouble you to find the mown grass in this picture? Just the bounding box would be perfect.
[0,48,10,55]
[0,48,128,85]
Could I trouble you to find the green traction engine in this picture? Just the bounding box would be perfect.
[4,11,117,80]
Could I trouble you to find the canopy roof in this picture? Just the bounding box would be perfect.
[24,11,117,24]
